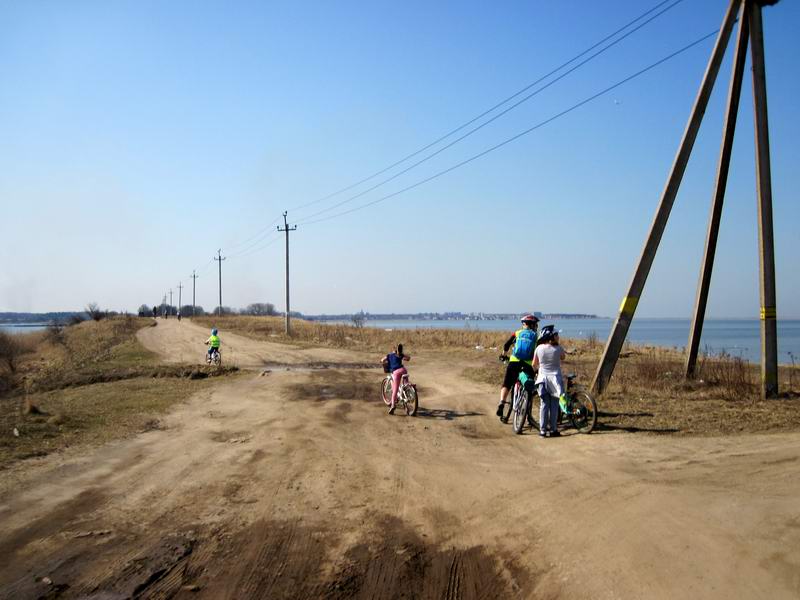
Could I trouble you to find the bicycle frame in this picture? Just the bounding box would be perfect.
[381,372,418,416]
[207,348,221,365]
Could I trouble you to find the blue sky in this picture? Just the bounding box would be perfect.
[1,0,798,317]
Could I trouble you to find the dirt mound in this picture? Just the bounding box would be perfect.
[27,364,238,393]
[184,517,518,599]
[325,516,518,600]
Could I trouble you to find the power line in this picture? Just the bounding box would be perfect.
[178,1,694,283]
[226,227,283,259]
[288,0,688,217]
[182,0,686,272]
[196,256,216,273]
[300,29,720,227]
[293,0,688,225]
[227,232,283,260]
[224,214,283,252]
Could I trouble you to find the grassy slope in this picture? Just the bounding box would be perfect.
[0,318,236,470]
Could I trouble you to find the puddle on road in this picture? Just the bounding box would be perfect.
[260,361,377,373]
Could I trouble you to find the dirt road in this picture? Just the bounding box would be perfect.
[1,319,799,599]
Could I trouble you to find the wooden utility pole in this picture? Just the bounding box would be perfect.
[277,212,297,335]
[177,282,183,319]
[593,0,781,399]
[592,0,740,395]
[749,0,779,397]
[214,250,226,317]
[191,270,198,318]
[686,1,750,377]
[169,289,173,317]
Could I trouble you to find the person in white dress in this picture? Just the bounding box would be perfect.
[532,325,566,437]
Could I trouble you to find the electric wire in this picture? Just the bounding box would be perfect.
[300,29,719,226]
[180,1,695,271]
[225,224,282,258]
[294,0,688,225]
[229,233,283,260]
[287,0,687,216]
[227,230,284,260]
[224,214,283,252]
[182,0,685,267]
[196,257,216,273]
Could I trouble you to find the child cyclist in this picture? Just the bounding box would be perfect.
[497,315,539,421]
[532,325,566,437]
[205,328,221,363]
[381,344,410,415]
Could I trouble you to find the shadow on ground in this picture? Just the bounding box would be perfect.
[416,407,484,421]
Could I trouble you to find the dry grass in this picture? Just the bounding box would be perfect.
[466,341,800,436]
[0,378,218,469]
[0,317,237,469]
[197,315,508,355]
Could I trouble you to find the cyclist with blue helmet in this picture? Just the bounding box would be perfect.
[205,328,221,363]
[497,314,539,421]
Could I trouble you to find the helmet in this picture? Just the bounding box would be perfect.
[211,328,218,335]
[521,314,539,326]
[538,324,559,343]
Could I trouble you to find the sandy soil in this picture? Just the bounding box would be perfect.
[1,318,798,599]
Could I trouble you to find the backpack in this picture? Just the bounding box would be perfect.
[512,329,536,361]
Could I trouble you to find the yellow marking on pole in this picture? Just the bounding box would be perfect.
[619,296,639,316]
[760,306,776,320]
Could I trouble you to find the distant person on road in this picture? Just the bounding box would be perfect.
[205,328,221,363]
[532,325,566,438]
[497,315,539,421]
[382,344,410,415]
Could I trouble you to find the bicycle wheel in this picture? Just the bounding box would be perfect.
[381,377,392,406]
[512,390,529,434]
[403,385,418,416]
[568,391,597,433]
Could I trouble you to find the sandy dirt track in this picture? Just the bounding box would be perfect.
[1,318,799,599]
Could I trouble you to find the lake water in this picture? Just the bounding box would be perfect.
[339,318,800,365]
[0,323,48,335]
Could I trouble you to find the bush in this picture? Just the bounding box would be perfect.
[0,331,25,373]
[245,303,276,316]
[86,303,105,322]
[45,323,66,346]
[586,330,599,350]
[698,351,757,401]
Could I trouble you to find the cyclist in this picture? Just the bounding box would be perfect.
[497,315,539,421]
[381,344,410,415]
[532,325,566,437]
[205,328,221,363]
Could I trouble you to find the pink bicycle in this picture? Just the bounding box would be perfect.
[380,372,418,416]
